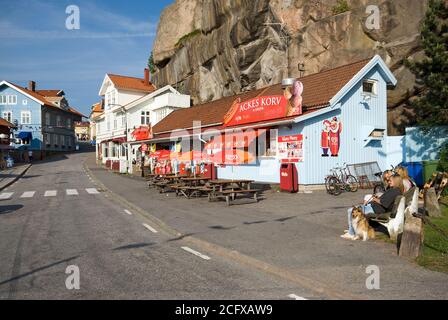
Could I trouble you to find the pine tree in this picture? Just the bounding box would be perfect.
[147,51,156,75]
[407,0,448,127]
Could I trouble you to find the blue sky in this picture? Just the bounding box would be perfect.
[0,0,174,117]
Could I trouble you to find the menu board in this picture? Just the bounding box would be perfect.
[278,134,304,163]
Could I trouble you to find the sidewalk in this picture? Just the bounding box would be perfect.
[85,155,448,300]
[0,163,32,191]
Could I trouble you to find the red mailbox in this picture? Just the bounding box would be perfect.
[179,163,187,176]
[280,163,298,193]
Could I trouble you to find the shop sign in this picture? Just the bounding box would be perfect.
[278,134,304,163]
[131,126,152,141]
[223,81,303,127]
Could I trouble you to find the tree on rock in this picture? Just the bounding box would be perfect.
[407,0,448,127]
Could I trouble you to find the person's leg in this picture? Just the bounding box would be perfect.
[346,208,355,236]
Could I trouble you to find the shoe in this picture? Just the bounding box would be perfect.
[340,233,355,240]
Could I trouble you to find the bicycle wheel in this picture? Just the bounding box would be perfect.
[345,175,359,192]
[328,177,342,196]
[325,176,333,194]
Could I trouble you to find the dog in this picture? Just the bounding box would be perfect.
[351,206,376,241]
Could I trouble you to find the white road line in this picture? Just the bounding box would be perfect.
[124,209,133,215]
[20,191,36,198]
[142,223,158,233]
[288,294,308,300]
[181,246,211,260]
[0,192,14,200]
[44,190,57,197]
[86,188,100,194]
[66,189,79,196]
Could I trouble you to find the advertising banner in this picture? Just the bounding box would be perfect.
[278,134,304,163]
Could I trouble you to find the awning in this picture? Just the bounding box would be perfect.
[112,137,127,143]
[204,129,264,151]
[206,149,256,165]
[17,131,32,140]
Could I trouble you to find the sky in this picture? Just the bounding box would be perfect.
[0,0,174,117]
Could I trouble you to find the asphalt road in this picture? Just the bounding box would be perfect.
[0,151,316,300]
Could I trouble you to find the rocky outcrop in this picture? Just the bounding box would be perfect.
[152,0,429,135]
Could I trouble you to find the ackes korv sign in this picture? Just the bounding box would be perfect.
[223,81,304,127]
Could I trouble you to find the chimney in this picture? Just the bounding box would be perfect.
[28,81,36,92]
[144,68,150,85]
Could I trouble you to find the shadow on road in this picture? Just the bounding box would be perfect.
[0,205,24,215]
[0,255,80,286]
[113,242,156,251]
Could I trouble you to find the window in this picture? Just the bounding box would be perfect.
[156,108,168,122]
[45,112,51,126]
[114,118,117,130]
[259,129,278,157]
[7,95,17,105]
[141,111,150,125]
[23,99,27,105]
[0,95,7,105]
[57,115,62,127]
[44,134,50,146]
[3,111,12,122]
[21,111,31,124]
[67,118,71,129]
[121,115,126,127]
[363,80,377,95]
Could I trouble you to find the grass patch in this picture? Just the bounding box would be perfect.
[175,29,201,48]
[331,0,351,15]
[416,199,448,273]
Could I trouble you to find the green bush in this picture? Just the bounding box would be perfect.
[332,0,351,15]
[438,143,448,173]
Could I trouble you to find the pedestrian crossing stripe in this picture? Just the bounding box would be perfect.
[0,188,100,200]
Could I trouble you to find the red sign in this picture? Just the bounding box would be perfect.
[278,134,304,163]
[131,126,152,141]
[204,131,260,150]
[209,149,256,165]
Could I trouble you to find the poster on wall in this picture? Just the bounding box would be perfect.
[321,117,342,157]
[278,134,304,163]
[223,80,304,127]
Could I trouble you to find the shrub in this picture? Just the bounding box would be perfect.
[332,0,351,15]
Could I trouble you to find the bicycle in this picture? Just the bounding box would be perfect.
[325,163,359,196]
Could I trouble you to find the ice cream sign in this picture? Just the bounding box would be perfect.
[223,82,303,127]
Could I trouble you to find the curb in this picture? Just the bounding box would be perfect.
[0,164,32,192]
[83,158,364,300]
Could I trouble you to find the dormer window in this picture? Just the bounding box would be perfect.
[362,80,377,96]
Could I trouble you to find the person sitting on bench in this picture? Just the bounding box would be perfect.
[341,175,404,240]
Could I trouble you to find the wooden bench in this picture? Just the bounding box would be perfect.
[219,189,260,206]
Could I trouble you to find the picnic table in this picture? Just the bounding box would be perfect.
[206,179,259,205]
[171,177,212,199]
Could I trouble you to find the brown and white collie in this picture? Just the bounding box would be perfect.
[351,206,376,241]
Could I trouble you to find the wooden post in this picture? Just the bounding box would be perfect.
[399,212,424,259]
[424,187,442,217]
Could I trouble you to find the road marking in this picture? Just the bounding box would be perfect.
[124,209,133,215]
[20,191,36,198]
[44,190,57,197]
[288,294,308,300]
[86,188,100,194]
[66,189,79,196]
[181,246,211,260]
[142,223,158,233]
[0,192,14,200]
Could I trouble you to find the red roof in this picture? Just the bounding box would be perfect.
[36,89,63,97]
[108,74,156,93]
[153,58,370,135]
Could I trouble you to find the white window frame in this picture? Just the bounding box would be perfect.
[23,99,28,105]
[7,95,17,105]
[0,95,7,105]
[21,111,31,125]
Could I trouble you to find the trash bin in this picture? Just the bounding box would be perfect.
[280,163,298,193]
[422,160,439,184]
[201,163,217,180]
